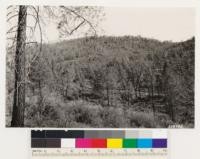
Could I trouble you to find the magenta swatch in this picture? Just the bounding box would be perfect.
[75,138,92,148]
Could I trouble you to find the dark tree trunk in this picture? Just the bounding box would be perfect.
[11,6,27,127]
[127,89,130,107]
[147,87,151,98]
[133,86,138,99]
[151,79,155,117]
[110,89,113,106]
[138,85,141,98]
[162,62,175,122]
[38,80,43,119]
[167,93,175,122]
[106,83,110,106]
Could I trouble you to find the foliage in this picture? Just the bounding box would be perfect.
[6,35,194,127]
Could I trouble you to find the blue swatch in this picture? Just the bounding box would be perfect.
[137,139,152,148]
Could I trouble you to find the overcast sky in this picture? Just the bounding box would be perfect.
[42,7,195,42]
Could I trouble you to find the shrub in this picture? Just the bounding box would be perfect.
[126,110,157,128]
[25,103,60,127]
[155,112,173,127]
[100,107,127,127]
[62,100,103,127]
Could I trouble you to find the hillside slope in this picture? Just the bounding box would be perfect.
[6,36,195,127]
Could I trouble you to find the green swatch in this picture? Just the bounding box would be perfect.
[123,139,137,148]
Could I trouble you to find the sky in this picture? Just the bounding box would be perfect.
[34,7,195,43]
[102,7,195,42]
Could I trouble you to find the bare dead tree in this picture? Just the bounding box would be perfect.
[11,6,27,126]
[7,5,104,127]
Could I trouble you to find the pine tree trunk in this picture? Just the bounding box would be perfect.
[11,6,27,127]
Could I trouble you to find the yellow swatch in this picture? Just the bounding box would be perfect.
[107,138,122,148]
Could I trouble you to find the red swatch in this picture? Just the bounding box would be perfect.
[92,139,107,148]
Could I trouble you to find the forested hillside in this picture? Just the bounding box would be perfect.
[6,36,194,127]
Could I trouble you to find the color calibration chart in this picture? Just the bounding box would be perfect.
[31,130,168,159]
